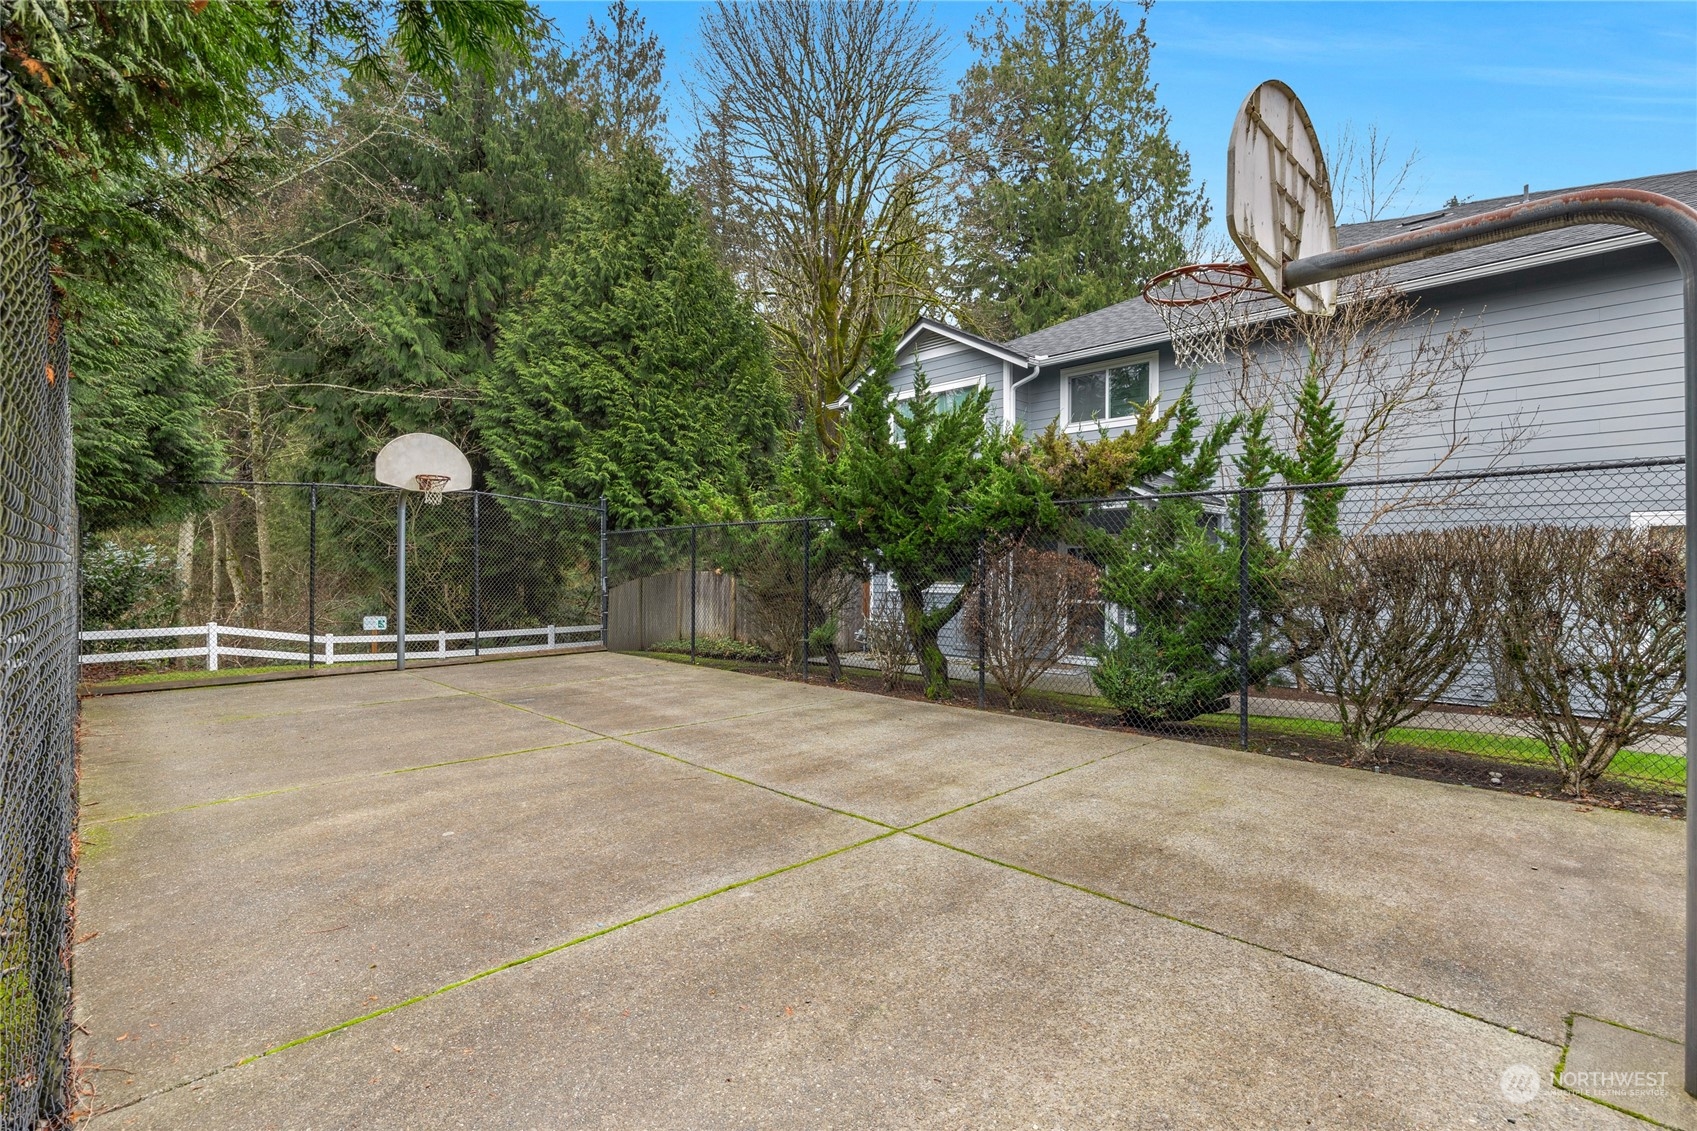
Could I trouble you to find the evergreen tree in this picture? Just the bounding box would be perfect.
[575,1,667,153]
[2,1,539,529]
[811,341,1050,699]
[481,147,788,527]
[69,277,228,532]
[1272,364,1347,542]
[949,0,1207,338]
[266,49,595,485]
[1088,399,1287,725]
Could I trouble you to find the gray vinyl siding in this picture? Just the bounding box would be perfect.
[1012,244,1682,481]
[1414,247,1682,469]
[1015,372,1060,431]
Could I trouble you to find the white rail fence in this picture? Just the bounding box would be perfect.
[80,622,602,670]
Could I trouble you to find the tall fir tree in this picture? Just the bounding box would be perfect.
[480,146,788,527]
[949,0,1207,338]
[2,0,538,529]
[574,1,667,154]
[263,48,595,485]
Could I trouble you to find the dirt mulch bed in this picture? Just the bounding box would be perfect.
[639,651,1685,822]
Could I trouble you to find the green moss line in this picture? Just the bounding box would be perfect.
[898,742,1150,832]
[83,736,605,827]
[240,832,894,1063]
[904,831,1553,1047]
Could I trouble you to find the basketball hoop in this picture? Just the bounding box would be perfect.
[1142,262,1262,368]
[414,474,451,505]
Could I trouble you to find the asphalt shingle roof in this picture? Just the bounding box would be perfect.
[1001,168,1697,363]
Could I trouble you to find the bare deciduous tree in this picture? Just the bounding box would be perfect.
[690,0,950,440]
[962,543,1100,708]
[1229,277,1529,550]
[863,596,913,692]
[1329,121,1422,224]
[1490,524,1686,796]
[1284,528,1493,764]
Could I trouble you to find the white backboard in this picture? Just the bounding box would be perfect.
[1226,80,1338,315]
[374,432,473,493]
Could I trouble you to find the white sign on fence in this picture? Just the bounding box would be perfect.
[362,615,388,631]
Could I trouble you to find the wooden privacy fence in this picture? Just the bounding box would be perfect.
[608,570,744,651]
[608,569,867,653]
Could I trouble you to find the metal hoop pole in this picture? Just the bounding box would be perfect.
[472,491,482,658]
[1285,187,1697,1094]
[396,495,407,671]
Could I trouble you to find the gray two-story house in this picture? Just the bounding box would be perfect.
[880,169,1692,514]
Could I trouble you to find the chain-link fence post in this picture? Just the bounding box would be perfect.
[689,523,698,663]
[307,484,318,669]
[0,58,78,1124]
[599,496,609,648]
[977,536,987,709]
[1237,487,1251,751]
[801,517,811,681]
[396,494,408,671]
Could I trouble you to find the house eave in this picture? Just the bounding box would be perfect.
[1027,228,1661,371]
[894,316,1034,369]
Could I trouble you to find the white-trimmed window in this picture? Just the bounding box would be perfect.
[1062,354,1157,430]
[893,375,987,440]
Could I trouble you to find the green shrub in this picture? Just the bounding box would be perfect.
[80,538,181,629]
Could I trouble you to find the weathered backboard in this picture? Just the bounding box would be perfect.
[374,432,473,492]
[1226,80,1338,315]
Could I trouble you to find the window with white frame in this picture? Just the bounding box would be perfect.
[1064,355,1156,428]
[893,376,986,441]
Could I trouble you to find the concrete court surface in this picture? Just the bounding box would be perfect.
[74,650,1691,1129]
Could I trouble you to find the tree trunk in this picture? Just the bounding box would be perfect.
[251,482,273,626]
[207,514,223,623]
[236,320,276,627]
[215,511,250,623]
[899,580,962,700]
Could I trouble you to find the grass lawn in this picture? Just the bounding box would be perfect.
[507,650,1696,799]
[1183,711,1685,793]
[82,661,395,689]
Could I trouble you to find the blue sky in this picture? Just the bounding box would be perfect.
[534,1,1697,219]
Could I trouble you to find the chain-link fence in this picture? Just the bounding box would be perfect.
[0,65,79,1131]
[606,458,1686,803]
[79,484,602,677]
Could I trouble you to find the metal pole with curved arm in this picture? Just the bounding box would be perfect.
[1285,187,1697,1095]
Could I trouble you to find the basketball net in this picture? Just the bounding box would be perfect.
[414,474,451,505]
[1142,263,1262,369]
